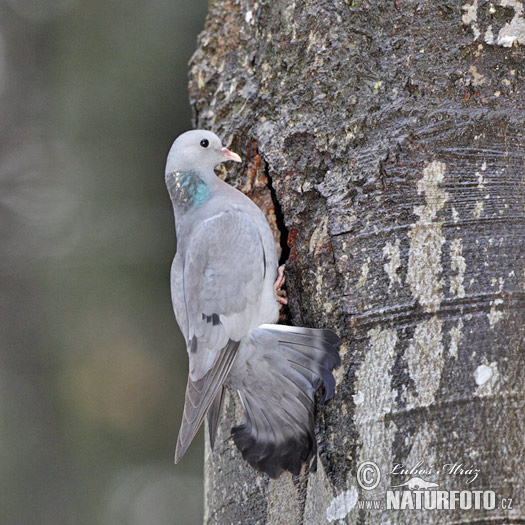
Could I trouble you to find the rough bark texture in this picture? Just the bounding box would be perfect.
[188,1,524,523]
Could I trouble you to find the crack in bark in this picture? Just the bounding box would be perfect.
[265,168,290,266]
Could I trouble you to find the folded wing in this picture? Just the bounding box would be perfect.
[173,210,267,462]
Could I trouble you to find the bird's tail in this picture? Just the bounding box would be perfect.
[229,324,341,479]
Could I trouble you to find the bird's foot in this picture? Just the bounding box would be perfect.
[274,265,288,307]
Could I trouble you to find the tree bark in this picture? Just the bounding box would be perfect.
[188,0,524,523]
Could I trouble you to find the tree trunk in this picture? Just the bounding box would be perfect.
[188,1,524,523]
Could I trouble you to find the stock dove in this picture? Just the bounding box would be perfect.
[166,130,340,478]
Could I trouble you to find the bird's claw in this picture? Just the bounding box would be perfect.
[274,265,288,307]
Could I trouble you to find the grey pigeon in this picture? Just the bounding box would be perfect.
[166,129,340,478]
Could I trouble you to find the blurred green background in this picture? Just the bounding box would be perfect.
[0,1,209,523]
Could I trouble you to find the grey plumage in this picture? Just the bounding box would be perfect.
[228,325,340,477]
[166,130,340,477]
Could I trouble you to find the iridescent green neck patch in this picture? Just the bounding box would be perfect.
[166,170,211,212]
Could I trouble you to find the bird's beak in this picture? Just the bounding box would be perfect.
[218,148,242,163]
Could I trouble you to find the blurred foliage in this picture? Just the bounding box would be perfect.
[0,0,208,523]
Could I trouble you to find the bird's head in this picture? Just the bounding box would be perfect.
[165,130,242,174]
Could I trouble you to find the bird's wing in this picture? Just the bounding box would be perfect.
[206,386,225,451]
[174,209,267,462]
[170,254,188,340]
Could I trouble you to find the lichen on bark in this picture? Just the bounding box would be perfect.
[188,0,524,523]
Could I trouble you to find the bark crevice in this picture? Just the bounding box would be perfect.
[265,167,290,267]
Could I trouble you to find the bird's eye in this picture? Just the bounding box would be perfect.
[200,139,209,148]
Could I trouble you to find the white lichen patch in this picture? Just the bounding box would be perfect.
[326,488,359,522]
[352,390,364,406]
[407,161,448,313]
[383,238,402,289]
[312,261,334,314]
[333,343,349,386]
[462,1,479,25]
[356,257,370,289]
[463,0,481,39]
[469,65,486,86]
[477,170,486,189]
[463,0,525,46]
[497,0,525,47]
[449,238,466,298]
[416,161,449,218]
[489,298,505,326]
[309,215,329,254]
[356,328,398,424]
[354,328,398,503]
[491,276,505,293]
[449,320,464,358]
[405,317,444,407]
[474,361,500,396]
[473,200,484,218]
[485,24,495,44]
